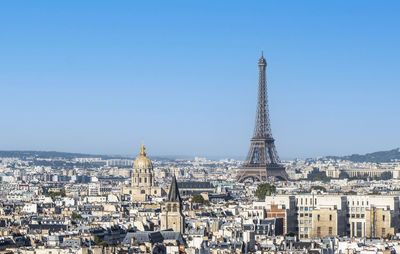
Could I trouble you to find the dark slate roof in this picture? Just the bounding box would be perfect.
[177,181,213,189]
[160,231,186,245]
[122,232,163,245]
[209,242,243,250]
[167,176,182,203]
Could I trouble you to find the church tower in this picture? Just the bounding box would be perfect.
[160,175,185,233]
[132,144,154,187]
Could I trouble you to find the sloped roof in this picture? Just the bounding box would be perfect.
[167,176,182,203]
[122,232,163,245]
[177,181,213,189]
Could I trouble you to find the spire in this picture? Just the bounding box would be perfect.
[258,51,266,66]
[140,144,146,156]
[167,175,182,203]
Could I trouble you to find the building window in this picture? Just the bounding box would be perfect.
[317,227,321,237]
[382,228,386,235]
[383,215,386,221]
[357,222,362,236]
[317,215,320,221]
[329,215,332,221]
[329,227,332,235]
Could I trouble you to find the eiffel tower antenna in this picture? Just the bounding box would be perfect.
[237,53,289,182]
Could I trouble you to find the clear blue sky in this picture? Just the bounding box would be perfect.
[0,1,399,159]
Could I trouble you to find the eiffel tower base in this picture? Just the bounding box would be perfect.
[237,165,289,182]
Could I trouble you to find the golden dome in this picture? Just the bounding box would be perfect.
[133,144,153,169]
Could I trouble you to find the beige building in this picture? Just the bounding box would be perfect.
[311,208,340,238]
[347,195,399,238]
[263,194,400,239]
[326,165,398,179]
[296,194,347,239]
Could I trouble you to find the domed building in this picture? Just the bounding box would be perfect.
[128,144,165,202]
[132,144,154,187]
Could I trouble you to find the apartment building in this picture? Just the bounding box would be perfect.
[262,194,400,239]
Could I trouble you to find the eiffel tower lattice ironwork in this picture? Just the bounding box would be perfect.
[237,53,289,182]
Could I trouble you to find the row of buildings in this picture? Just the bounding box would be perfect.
[255,194,400,240]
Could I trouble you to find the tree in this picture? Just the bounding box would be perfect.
[368,190,380,195]
[71,213,82,219]
[191,194,207,204]
[255,183,276,200]
[339,171,349,179]
[97,241,108,247]
[94,236,108,247]
[310,186,326,192]
[46,190,66,199]
[307,172,331,182]
[379,171,392,180]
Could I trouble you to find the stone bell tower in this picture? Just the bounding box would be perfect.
[160,175,185,233]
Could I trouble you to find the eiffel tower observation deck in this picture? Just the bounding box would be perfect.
[237,53,289,182]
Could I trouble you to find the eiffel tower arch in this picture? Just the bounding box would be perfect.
[237,53,289,182]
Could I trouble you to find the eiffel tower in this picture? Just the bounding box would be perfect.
[237,53,289,182]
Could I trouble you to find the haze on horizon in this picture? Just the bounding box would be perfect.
[1,1,399,159]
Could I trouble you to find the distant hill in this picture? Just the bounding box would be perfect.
[0,150,174,161]
[0,150,124,160]
[326,148,400,163]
